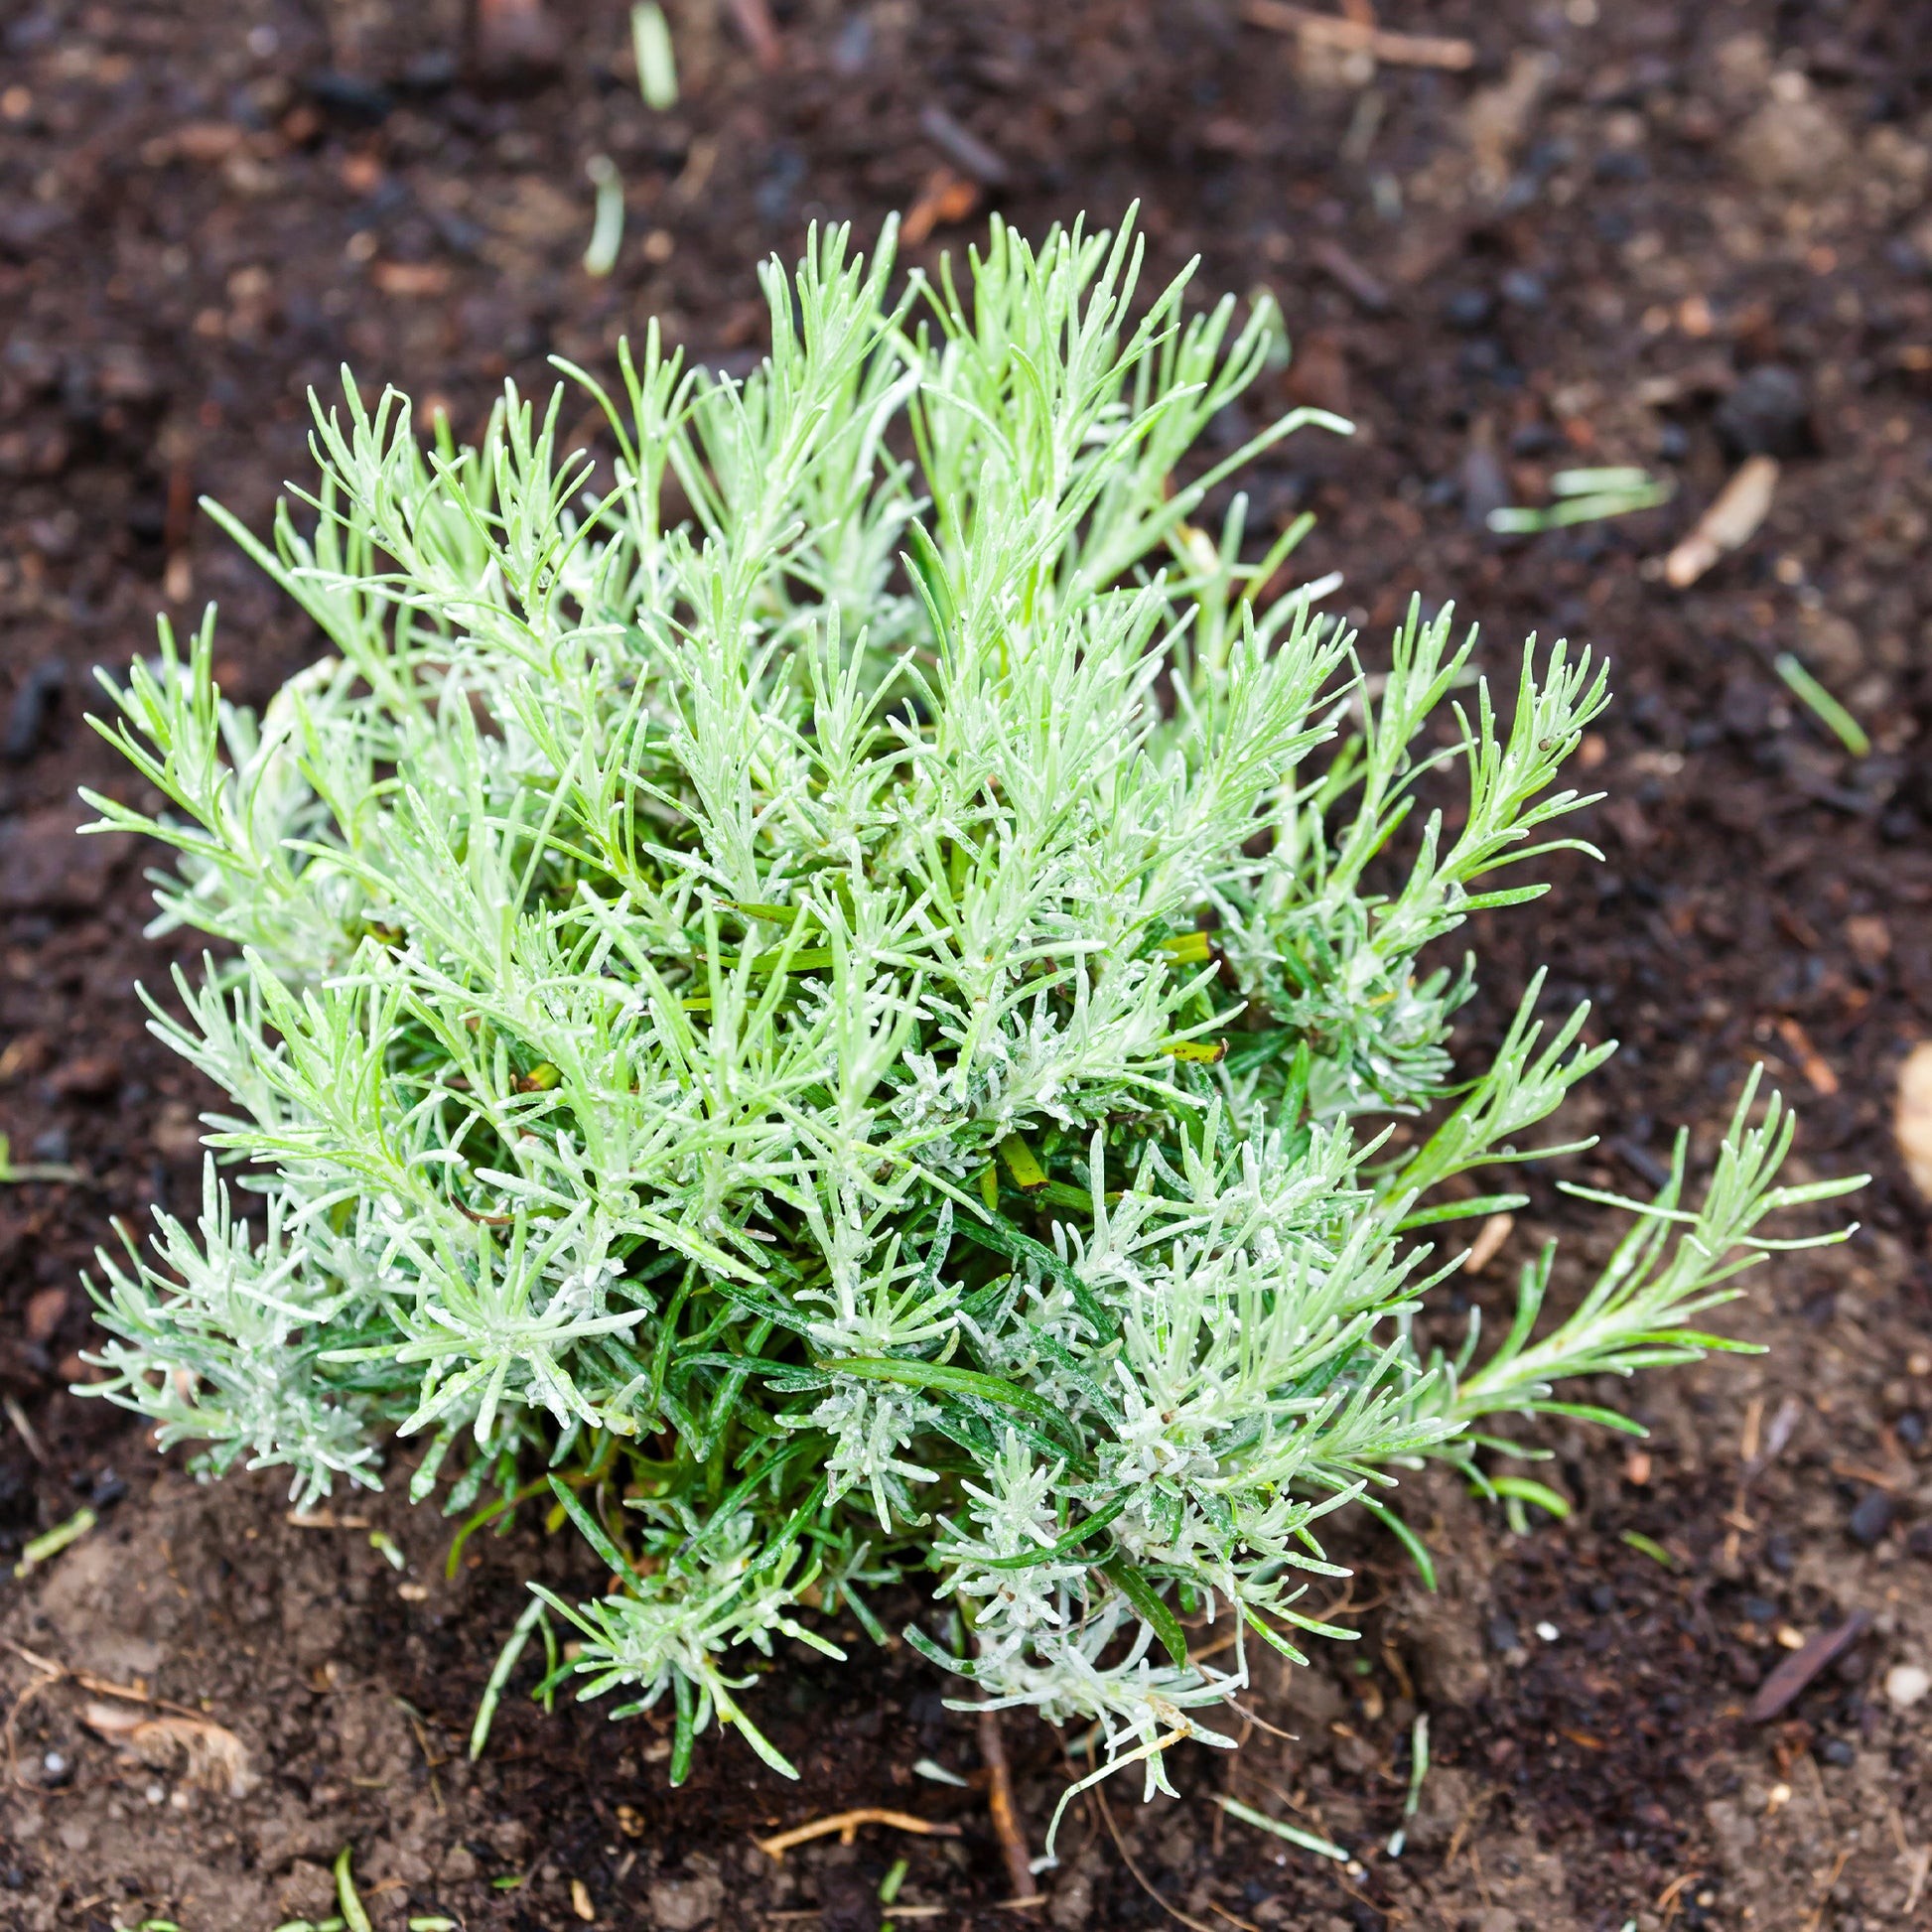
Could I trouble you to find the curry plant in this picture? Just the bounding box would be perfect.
[78,213,1858,1797]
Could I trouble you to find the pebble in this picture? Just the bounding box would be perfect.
[1445,288,1493,330]
[1534,1621,1561,1643]
[1485,1614,1522,1654]
[51,1052,122,1100]
[300,69,394,123]
[1884,1662,1931,1710]
[2,660,64,763]
[1715,363,1811,459]
[1847,1489,1896,1548]
[1499,269,1546,309]
[1731,93,1851,191]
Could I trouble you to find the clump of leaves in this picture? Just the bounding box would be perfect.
[79,214,1858,1796]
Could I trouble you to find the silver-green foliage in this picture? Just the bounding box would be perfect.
[79,215,1858,1792]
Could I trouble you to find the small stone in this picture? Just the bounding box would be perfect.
[278,1860,335,1917]
[1485,1614,1522,1654]
[1820,1737,1855,1765]
[1048,1866,1093,1930]
[1535,1620,1561,1643]
[152,1100,206,1162]
[1714,364,1811,459]
[648,1871,725,1931]
[1445,289,1493,330]
[51,1052,122,1100]
[24,1286,67,1344]
[1731,93,1851,191]
[817,1865,880,1932]
[1284,333,1351,418]
[486,1819,530,1861]
[438,1844,480,1883]
[1884,1662,1931,1710]
[1848,1489,1896,1548]
[1499,269,1546,309]
[1741,1595,1779,1624]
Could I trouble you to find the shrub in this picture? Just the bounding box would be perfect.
[79,214,1857,1796]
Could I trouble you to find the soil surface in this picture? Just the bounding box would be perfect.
[5,2,1932,1929]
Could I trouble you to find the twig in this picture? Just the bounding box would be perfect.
[918,105,1012,189]
[753,1810,961,1861]
[1090,1782,1216,1932]
[2,1638,209,1722]
[1903,1845,1930,1916]
[978,1702,1041,1906]
[1310,238,1390,314]
[1205,1900,1263,1932]
[1798,1848,1852,1932]
[1239,0,1474,69]
[725,0,781,70]
[2,1395,46,1465]
[1654,1871,1698,1927]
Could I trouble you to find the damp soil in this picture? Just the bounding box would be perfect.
[4,2,1932,1929]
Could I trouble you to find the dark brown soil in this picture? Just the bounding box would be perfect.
[5,3,1932,1929]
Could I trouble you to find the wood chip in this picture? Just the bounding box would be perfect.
[1773,1017,1839,1095]
[372,262,452,298]
[81,1701,258,1796]
[900,169,982,248]
[1745,1609,1871,1723]
[1239,0,1474,69]
[1461,1211,1514,1276]
[1662,455,1778,589]
[1895,1041,1932,1198]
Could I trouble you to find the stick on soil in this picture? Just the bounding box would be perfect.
[977,1701,1041,1906]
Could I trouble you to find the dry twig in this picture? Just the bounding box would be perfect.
[753,1809,961,1861]
[1239,0,1474,69]
[726,0,782,70]
[1091,1781,1216,1932]
[978,1702,1041,1906]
